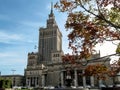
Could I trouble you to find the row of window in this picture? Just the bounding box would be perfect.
[53,54,60,57]
[40,30,56,36]
[28,61,36,65]
[27,71,40,75]
[28,56,36,59]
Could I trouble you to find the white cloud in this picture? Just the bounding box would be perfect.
[46,3,51,11]
[0,52,18,58]
[0,31,23,44]
[20,21,44,28]
[26,40,37,43]
[95,41,120,57]
[35,12,46,17]
[0,51,27,67]
[0,14,10,21]
[0,57,27,75]
[1,59,26,65]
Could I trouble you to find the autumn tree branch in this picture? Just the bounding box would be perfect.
[78,2,120,29]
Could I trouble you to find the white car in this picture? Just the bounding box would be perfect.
[13,86,21,89]
[115,84,120,87]
[44,86,55,89]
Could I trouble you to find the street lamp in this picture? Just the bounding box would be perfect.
[11,69,16,88]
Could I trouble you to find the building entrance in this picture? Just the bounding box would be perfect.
[63,70,74,87]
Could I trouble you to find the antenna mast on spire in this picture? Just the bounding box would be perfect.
[51,2,53,14]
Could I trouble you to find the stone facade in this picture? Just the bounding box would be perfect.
[38,6,62,65]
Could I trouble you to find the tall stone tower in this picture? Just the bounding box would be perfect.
[38,3,62,64]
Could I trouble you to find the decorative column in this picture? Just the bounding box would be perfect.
[42,74,45,87]
[74,69,78,87]
[115,72,120,86]
[60,71,64,87]
[26,78,27,87]
[83,70,86,87]
[35,77,39,87]
[90,76,94,87]
[29,77,31,87]
[98,79,102,88]
[26,77,29,87]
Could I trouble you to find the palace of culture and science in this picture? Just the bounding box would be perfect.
[25,5,64,87]
[0,4,115,88]
[24,5,113,88]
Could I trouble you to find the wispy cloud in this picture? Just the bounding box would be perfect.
[0,52,18,58]
[0,14,10,21]
[46,3,51,11]
[0,31,23,44]
[1,58,26,65]
[0,51,27,66]
[20,21,44,28]
[35,12,46,18]
[26,40,37,43]
[0,56,27,75]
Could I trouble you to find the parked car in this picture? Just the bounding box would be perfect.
[44,86,55,89]
[13,86,21,89]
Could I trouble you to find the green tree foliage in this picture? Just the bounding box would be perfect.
[0,78,12,88]
[55,0,120,59]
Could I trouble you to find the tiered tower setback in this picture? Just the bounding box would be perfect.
[38,4,62,64]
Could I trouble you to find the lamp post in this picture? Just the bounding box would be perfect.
[11,69,16,88]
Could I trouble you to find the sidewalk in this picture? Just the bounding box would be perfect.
[45,88,100,90]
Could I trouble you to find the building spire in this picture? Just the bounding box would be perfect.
[50,2,53,15]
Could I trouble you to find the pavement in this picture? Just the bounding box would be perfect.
[44,88,100,90]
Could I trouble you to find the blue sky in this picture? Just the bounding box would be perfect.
[0,0,118,75]
[0,0,69,75]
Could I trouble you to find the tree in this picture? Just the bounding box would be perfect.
[55,0,120,59]
[0,78,12,89]
[116,43,120,54]
[84,63,108,80]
